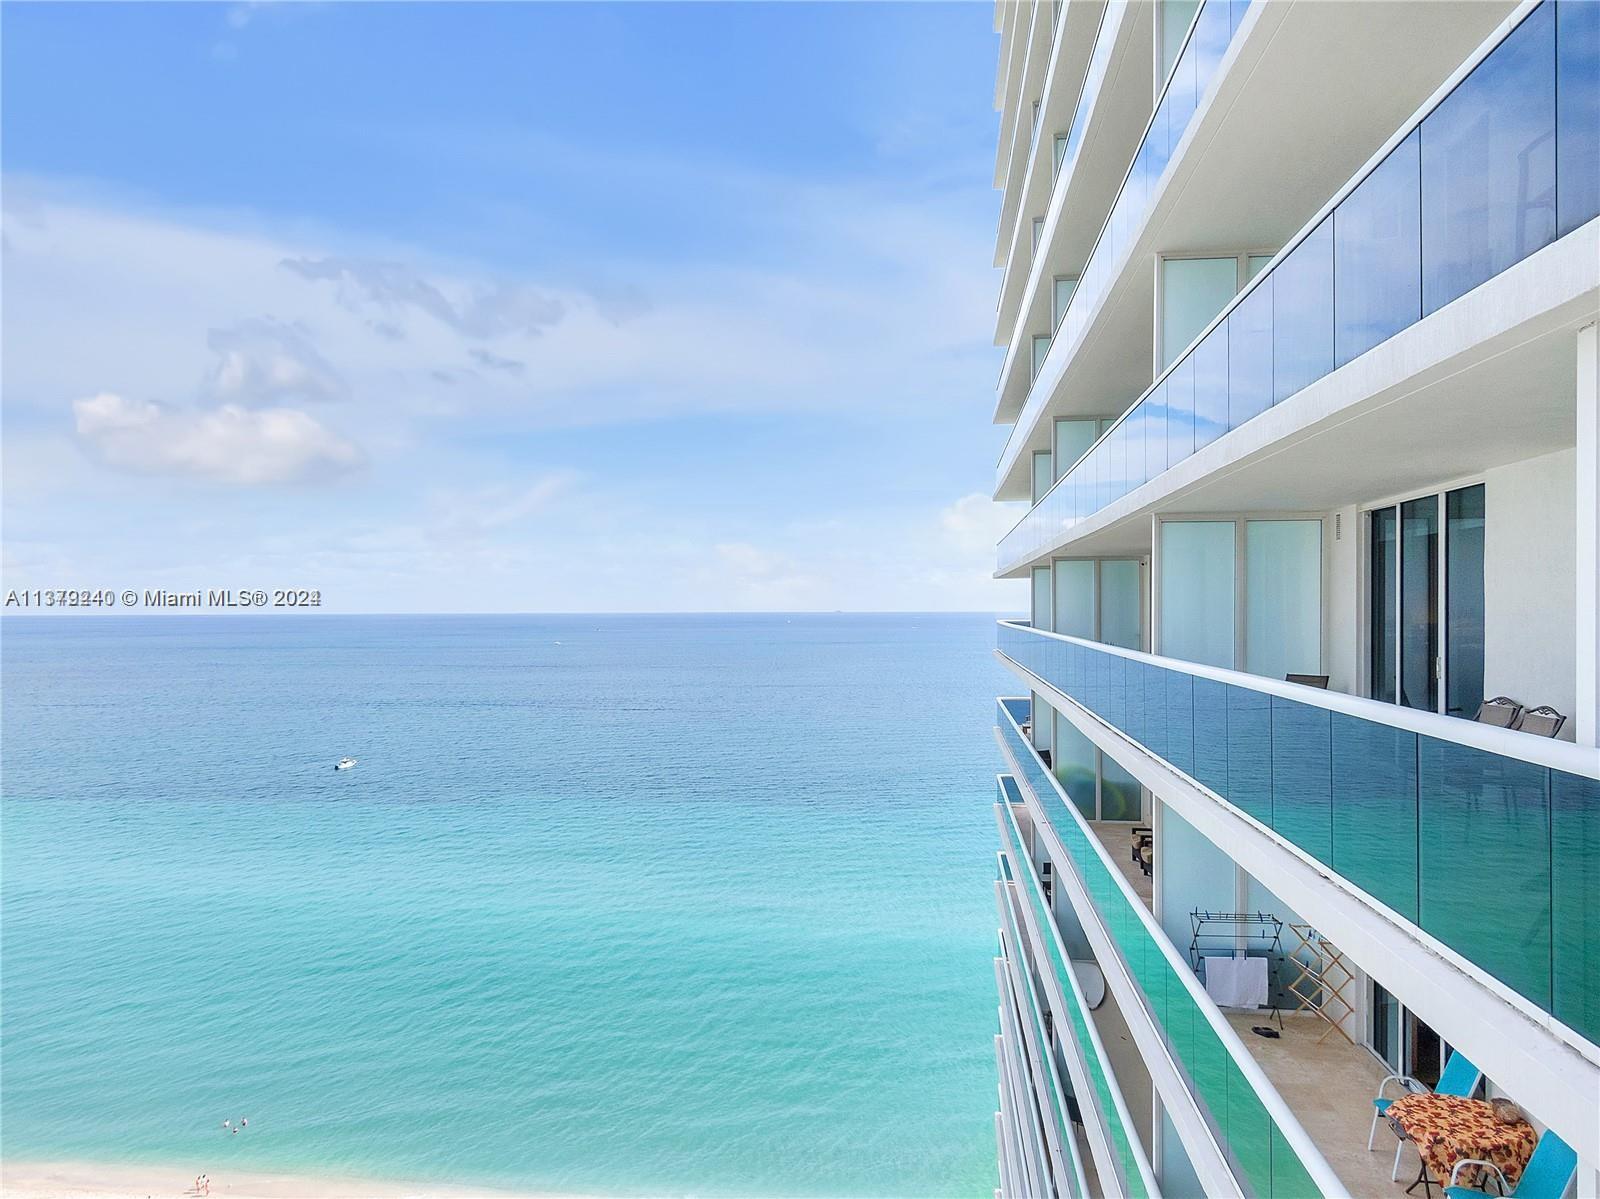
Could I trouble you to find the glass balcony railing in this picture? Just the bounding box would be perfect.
[999,2,1117,335]
[996,783,1156,1199]
[1000,0,1257,470]
[994,810,1087,1199]
[994,928,1056,1199]
[999,0,1600,573]
[997,701,1340,1198]
[997,620,1600,1049]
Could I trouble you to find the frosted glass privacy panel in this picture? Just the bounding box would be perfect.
[1244,520,1322,681]
[1052,276,1077,331]
[1052,560,1096,641]
[1031,335,1051,383]
[1053,419,1098,482]
[1161,0,1202,84]
[1100,560,1143,651]
[1161,256,1237,369]
[1159,521,1235,669]
[1030,693,1052,750]
[1032,451,1054,506]
[1031,566,1053,633]
[1052,711,1098,819]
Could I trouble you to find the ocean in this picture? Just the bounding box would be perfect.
[1,614,1011,1197]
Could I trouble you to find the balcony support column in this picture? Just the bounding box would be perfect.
[1579,321,1599,747]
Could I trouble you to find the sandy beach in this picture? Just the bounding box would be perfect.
[0,1162,588,1199]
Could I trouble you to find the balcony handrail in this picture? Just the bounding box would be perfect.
[995,1,1118,364]
[998,0,1551,549]
[996,0,1051,248]
[996,700,1347,1197]
[996,795,1163,1199]
[997,620,1600,781]
[997,0,1257,470]
[994,842,1088,1199]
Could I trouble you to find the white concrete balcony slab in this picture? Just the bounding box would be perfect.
[995,0,1517,498]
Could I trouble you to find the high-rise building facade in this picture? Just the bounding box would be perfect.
[987,3,1599,1196]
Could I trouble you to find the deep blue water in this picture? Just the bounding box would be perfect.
[2,614,1009,1197]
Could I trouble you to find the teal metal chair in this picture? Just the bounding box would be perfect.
[1369,1052,1483,1181]
[1444,1130,1577,1198]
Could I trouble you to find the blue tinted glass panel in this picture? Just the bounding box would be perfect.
[1331,715,1417,922]
[1167,356,1196,466]
[1418,738,1550,1006]
[1166,672,1195,777]
[1124,409,1147,493]
[1272,217,1334,403]
[1192,324,1229,452]
[1335,129,1421,366]
[1165,36,1198,158]
[1228,278,1273,429]
[1112,422,1131,501]
[1142,663,1169,761]
[1271,699,1332,861]
[1225,685,1272,823]
[1145,388,1168,481]
[1558,0,1600,236]
[1191,0,1231,100]
[1421,2,1556,314]
[1147,91,1173,190]
[1552,770,1600,1044]
[1192,678,1229,797]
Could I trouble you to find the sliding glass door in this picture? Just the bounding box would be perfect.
[1368,483,1484,716]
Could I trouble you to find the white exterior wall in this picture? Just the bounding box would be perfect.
[1325,504,1362,696]
[1484,448,1578,737]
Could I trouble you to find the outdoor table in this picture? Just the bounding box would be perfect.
[1387,1093,1536,1197]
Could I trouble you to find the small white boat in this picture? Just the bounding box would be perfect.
[335,756,358,771]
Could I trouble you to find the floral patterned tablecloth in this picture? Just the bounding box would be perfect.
[1388,1093,1536,1191]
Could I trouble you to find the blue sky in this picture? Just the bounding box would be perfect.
[3,1,1024,612]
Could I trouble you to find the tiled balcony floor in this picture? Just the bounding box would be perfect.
[1225,1011,1409,1199]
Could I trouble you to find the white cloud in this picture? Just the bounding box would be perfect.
[280,256,566,340]
[206,318,348,405]
[72,392,362,485]
[2,173,1014,610]
[940,491,1018,555]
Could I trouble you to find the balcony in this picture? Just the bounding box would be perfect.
[998,0,1600,571]
[996,780,1160,1198]
[994,801,1094,1199]
[996,945,1057,1197]
[996,619,1600,1050]
[996,703,1346,1198]
[993,0,1142,359]
[995,0,1057,261]
[996,693,1600,1196]
[994,0,1250,431]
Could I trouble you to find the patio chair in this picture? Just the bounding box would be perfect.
[1129,826,1152,865]
[1369,1051,1483,1181]
[1473,696,1522,728]
[1444,1130,1577,1199]
[1511,706,1566,738]
[1286,673,1330,688]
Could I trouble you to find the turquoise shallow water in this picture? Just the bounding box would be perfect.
[2,614,1008,1197]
